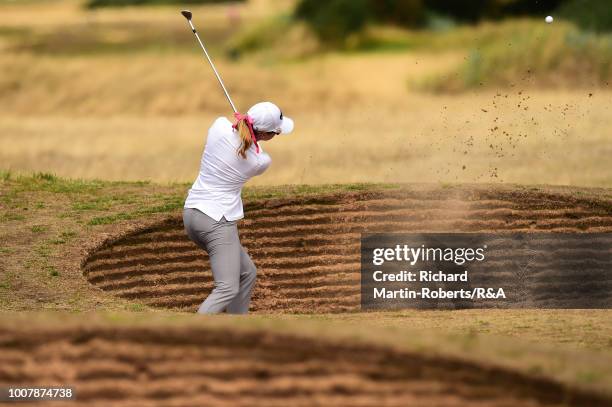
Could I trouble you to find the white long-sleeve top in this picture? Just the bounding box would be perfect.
[184,117,271,221]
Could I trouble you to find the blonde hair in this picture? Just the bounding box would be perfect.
[236,119,254,159]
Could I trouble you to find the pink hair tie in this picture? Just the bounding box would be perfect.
[232,112,259,154]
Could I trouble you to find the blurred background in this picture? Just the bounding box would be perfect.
[0,0,610,186]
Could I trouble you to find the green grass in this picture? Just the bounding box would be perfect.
[48,266,59,277]
[233,16,576,56]
[0,173,182,234]
[72,194,139,211]
[30,225,48,233]
[49,231,77,245]
[24,174,108,194]
[230,16,612,90]
[228,13,295,56]
[0,169,11,181]
[87,194,185,225]
[127,302,146,312]
[5,171,149,195]
[1,213,26,222]
[413,19,612,91]
[33,172,56,181]
[1,173,401,226]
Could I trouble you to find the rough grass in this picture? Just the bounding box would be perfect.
[1,3,610,188]
[231,15,612,93]
[415,20,612,92]
[1,173,611,347]
[2,310,612,399]
[2,87,610,187]
[1,173,612,403]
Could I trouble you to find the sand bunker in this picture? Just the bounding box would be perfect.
[82,187,612,313]
[1,321,610,406]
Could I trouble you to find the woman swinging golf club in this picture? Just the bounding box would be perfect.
[183,103,294,314]
[180,10,294,314]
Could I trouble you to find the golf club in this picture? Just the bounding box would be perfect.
[181,9,238,113]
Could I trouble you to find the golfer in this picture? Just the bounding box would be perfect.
[183,102,294,314]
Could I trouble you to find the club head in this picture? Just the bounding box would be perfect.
[181,10,192,21]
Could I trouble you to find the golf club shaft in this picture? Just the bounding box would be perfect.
[185,17,238,113]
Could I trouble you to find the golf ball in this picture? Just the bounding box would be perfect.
[545,16,553,24]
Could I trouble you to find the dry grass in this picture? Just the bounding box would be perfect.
[312,309,612,352]
[1,88,610,186]
[0,0,610,187]
[416,20,612,92]
[0,0,293,28]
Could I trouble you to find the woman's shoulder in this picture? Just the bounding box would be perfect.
[209,116,233,133]
[207,116,237,143]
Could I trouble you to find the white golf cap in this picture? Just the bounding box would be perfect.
[247,102,294,135]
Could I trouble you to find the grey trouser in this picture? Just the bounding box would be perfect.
[182,208,257,314]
